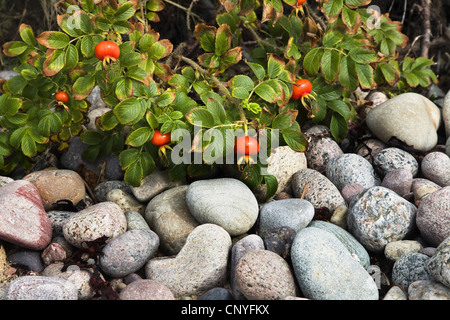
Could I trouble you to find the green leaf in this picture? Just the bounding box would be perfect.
[411,57,435,70]
[339,56,359,90]
[321,49,341,82]
[355,63,374,89]
[205,97,226,124]
[303,48,324,76]
[80,130,104,145]
[120,52,143,68]
[113,97,142,124]
[342,5,358,28]
[327,100,351,120]
[100,110,120,131]
[72,74,95,100]
[156,91,176,107]
[119,148,140,169]
[186,108,215,128]
[380,38,396,55]
[272,112,296,130]
[246,61,266,81]
[404,71,420,87]
[114,2,136,21]
[330,112,348,141]
[2,41,28,57]
[348,47,378,64]
[0,94,22,116]
[124,160,144,187]
[38,31,70,49]
[324,0,344,17]
[64,44,79,69]
[43,49,65,76]
[148,40,172,60]
[231,74,254,92]
[379,62,399,86]
[21,131,37,157]
[282,129,308,152]
[263,174,279,201]
[215,24,232,56]
[322,29,344,47]
[19,24,36,46]
[126,127,152,147]
[81,36,94,58]
[115,78,133,101]
[267,54,284,79]
[255,80,279,103]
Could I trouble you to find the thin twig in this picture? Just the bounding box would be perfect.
[420,0,431,58]
[164,0,204,31]
[401,0,407,24]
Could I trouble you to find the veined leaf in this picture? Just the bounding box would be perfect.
[303,48,324,76]
[321,49,341,82]
[186,108,215,128]
[113,97,142,124]
[339,56,358,91]
[126,127,152,147]
[19,24,36,46]
[37,31,69,49]
[355,63,374,89]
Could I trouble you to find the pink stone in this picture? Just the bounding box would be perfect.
[0,180,52,250]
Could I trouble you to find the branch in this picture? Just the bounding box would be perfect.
[421,0,431,58]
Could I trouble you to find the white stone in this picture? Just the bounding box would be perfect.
[366,93,441,152]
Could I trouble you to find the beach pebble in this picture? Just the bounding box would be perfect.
[230,234,265,300]
[119,279,175,300]
[291,227,379,300]
[41,242,68,265]
[23,169,86,210]
[420,152,450,187]
[305,125,343,173]
[384,240,422,261]
[5,276,78,300]
[198,287,234,300]
[411,178,441,202]
[130,167,184,203]
[62,202,127,249]
[185,178,258,236]
[107,188,145,216]
[325,153,381,191]
[41,263,96,300]
[7,250,45,273]
[234,250,296,300]
[258,199,314,238]
[416,186,450,247]
[263,226,296,259]
[381,168,413,196]
[309,220,371,269]
[426,236,450,287]
[391,252,433,291]
[145,224,231,298]
[292,168,345,211]
[253,146,307,201]
[383,286,407,300]
[443,89,450,138]
[408,280,450,300]
[0,180,52,250]
[99,229,159,278]
[0,176,14,187]
[372,147,419,178]
[330,205,348,229]
[145,185,199,255]
[124,210,151,231]
[340,183,365,204]
[366,92,441,152]
[347,186,417,253]
[446,137,450,157]
[86,107,110,131]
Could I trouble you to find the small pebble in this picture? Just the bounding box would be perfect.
[391,252,433,291]
[383,286,407,300]
[198,287,234,300]
[99,229,159,278]
[341,183,365,204]
[235,250,296,300]
[384,240,422,261]
[5,276,78,300]
[107,189,145,216]
[408,280,450,300]
[381,168,413,196]
[124,210,151,231]
[425,236,450,287]
[373,147,419,178]
[258,198,314,238]
[411,178,441,202]
[330,205,348,229]
[420,152,450,187]
[326,153,381,191]
[7,250,45,273]
[119,279,175,300]
[263,226,296,259]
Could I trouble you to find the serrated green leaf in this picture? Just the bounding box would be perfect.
[272,112,295,130]
[119,148,140,169]
[339,56,359,90]
[303,48,324,76]
[2,41,28,57]
[254,81,280,103]
[215,24,232,56]
[267,54,285,79]
[81,36,94,58]
[355,63,374,89]
[113,97,142,124]
[80,130,104,145]
[186,108,215,128]
[120,52,142,68]
[321,49,341,82]
[0,94,22,116]
[19,24,36,46]
[379,62,399,86]
[115,78,133,101]
[114,2,136,21]
[205,96,226,124]
[126,127,152,147]
[21,131,37,157]
[246,61,266,81]
[47,32,70,49]
[327,100,351,120]
[342,5,358,28]
[263,174,278,200]
[330,112,348,141]
[231,74,254,92]
[43,49,65,76]
[72,74,95,100]
[322,29,344,47]
[124,160,144,187]
[282,128,308,152]
[348,47,378,64]
[324,0,344,17]
[64,44,79,69]
[156,91,175,107]
[404,71,420,87]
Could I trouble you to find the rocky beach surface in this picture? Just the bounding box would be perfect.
[0,89,449,301]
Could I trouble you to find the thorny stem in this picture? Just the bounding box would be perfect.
[175,55,248,131]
